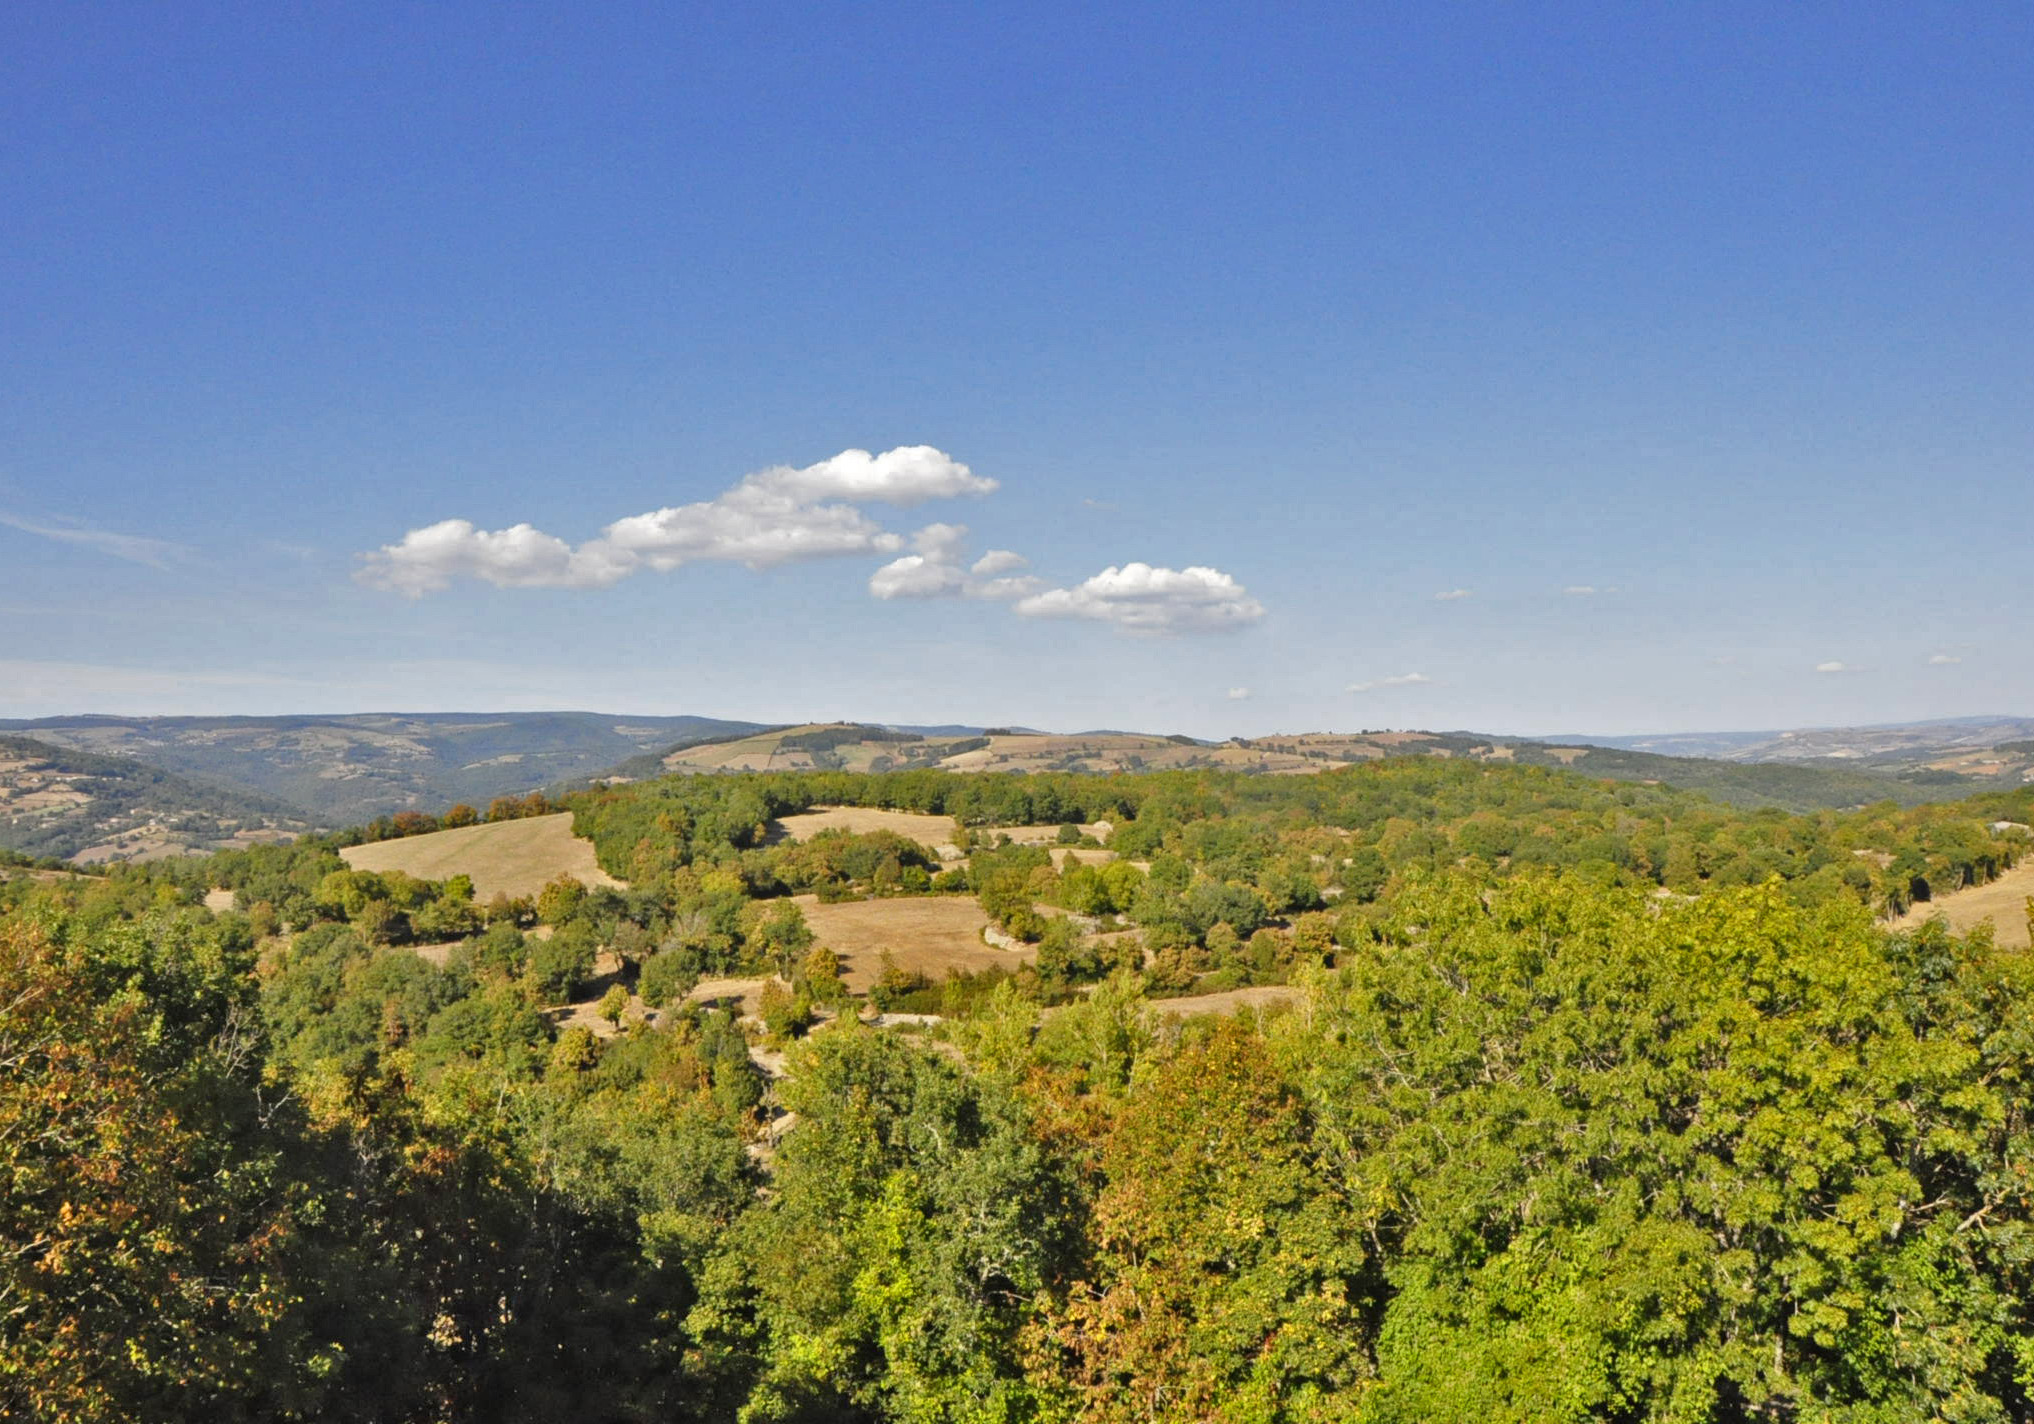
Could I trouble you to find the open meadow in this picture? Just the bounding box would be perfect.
[792,892,1032,991]
[340,811,623,900]
[768,805,959,856]
[1892,855,2034,949]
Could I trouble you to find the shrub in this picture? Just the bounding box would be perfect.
[529,923,596,1001]
[638,950,697,1009]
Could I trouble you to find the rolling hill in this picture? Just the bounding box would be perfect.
[0,712,764,827]
[643,723,1458,777]
[0,734,309,862]
[639,721,2034,813]
[12,708,2034,861]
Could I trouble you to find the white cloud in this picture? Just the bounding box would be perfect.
[969,574,1047,601]
[0,510,192,570]
[358,519,641,595]
[1227,686,1251,700]
[1348,672,1432,693]
[1563,585,1599,596]
[971,549,1028,576]
[358,445,984,597]
[1928,653,1963,666]
[1434,588,1472,601]
[910,522,971,561]
[1815,661,1849,674]
[864,524,1045,602]
[869,553,968,600]
[599,491,902,573]
[745,446,995,505]
[1014,563,1266,635]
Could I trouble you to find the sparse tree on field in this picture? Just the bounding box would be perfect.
[597,983,630,1028]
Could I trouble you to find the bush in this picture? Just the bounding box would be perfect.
[529,923,596,1001]
[758,979,814,1041]
[461,921,529,979]
[597,984,631,1026]
[869,950,931,1012]
[638,950,696,1009]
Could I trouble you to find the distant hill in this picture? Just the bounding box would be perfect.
[637,721,2028,814]
[1564,715,2034,764]
[1496,743,1954,812]
[0,712,765,828]
[0,734,309,862]
[12,708,2031,856]
[646,723,1462,777]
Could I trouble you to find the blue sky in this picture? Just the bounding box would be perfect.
[3,2,2029,736]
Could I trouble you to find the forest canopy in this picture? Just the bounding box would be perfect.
[4,757,2033,1421]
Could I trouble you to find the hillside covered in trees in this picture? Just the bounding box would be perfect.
[6,757,2034,1420]
[0,733,309,861]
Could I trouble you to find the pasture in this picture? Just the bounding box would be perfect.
[340,812,623,901]
[769,805,959,856]
[1893,857,2034,949]
[793,892,1032,991]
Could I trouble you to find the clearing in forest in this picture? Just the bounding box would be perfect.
[1148,984,1301,1018]
[793,892,1032,992]
[1892,855,2034,949]
[340,812,623,901]
[769,806,959,855]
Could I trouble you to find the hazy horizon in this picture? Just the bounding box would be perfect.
[6,701,2033,748]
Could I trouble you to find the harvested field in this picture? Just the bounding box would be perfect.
[685,976,776,1017]
[1893,859,2034,949]
[1051,847,1116,868]
[340,812,623,901]
[794,892,1031,991]
[770,806,958,854]
[1149,984,1301,1017]
[203,887,237,914]
[989,823,1111,846]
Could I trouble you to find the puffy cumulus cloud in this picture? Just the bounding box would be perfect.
[910,522,971,561]
[358,445,981,596]
[971,549,1028,576]
[1227,686,1251,701]
[1815,661,1850,674]
[1928,653,1963,666]
[598,490,901,572]
[869,553,968,600]
[866,524,1043,602]
[747,445,995,505]
[1348,672,1431,693]
[358,519,639,596]
[1014,563,1265,635]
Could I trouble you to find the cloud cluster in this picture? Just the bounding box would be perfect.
[1348,672,1432,693]
[358,446,989,596]
[357,445,1268,637]
[867,524,1043,603]
[870,536,1264,636]
[1013,563,1266,635]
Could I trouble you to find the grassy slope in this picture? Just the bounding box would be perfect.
[338,812,624,901]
